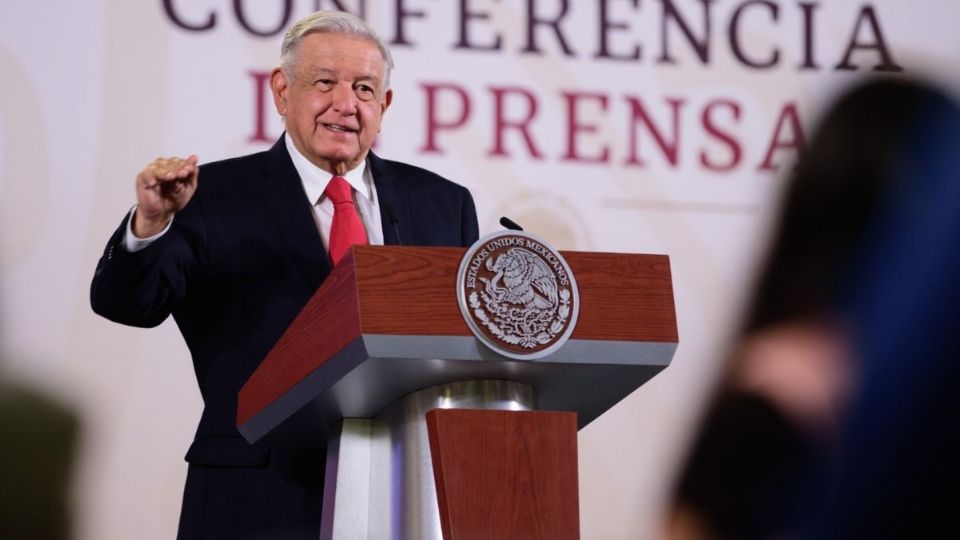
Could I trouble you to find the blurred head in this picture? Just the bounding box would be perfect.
[815,80,960,539]
[271,11,394,175]
[673,76,960,540]
[743,77,960,334]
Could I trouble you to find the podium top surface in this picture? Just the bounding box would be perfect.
[237,246,678,444]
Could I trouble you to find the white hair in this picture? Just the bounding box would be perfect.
[280,10,394,90]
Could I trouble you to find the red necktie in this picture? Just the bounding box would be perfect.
[324,176,368,266]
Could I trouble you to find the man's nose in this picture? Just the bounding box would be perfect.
[331,83,357,114]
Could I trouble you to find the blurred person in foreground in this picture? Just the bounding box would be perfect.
[90,10,478,540]
[665,77,960,540]
[810,77,960,539]
[0,376,79,540]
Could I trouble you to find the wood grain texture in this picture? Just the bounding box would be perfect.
[566,251,678,342]
[237,252,363,426]
[354,246,470,335]
[427,409,580,540]
[353,246,678,343]
[238,246,678,427]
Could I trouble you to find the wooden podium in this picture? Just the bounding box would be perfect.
[237,245,677,540]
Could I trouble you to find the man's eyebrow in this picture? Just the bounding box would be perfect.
[303,67,380,83]
[304,67,335,77]
[356,74,381,84]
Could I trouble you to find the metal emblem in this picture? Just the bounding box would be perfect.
[457,231,580,360]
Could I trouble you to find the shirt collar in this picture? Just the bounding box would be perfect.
[284,132,371,205]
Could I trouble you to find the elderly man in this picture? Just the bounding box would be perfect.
[91,10,478,539]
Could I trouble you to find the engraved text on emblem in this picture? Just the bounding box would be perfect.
[458,232,579,359]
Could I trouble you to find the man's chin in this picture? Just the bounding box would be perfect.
[312,148,365,172]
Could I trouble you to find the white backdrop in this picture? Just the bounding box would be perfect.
[2,1,959,538]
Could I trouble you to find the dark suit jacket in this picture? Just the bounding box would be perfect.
[91,137,479,539]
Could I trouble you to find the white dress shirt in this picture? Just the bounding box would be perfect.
[284,133,384,249]
[125,133,384,254]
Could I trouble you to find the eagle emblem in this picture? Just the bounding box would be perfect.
[457,232,579,360]
[482,247,558,310]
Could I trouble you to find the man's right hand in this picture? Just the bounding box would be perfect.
[133,155,199,238]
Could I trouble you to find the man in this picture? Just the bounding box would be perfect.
[91,10,478,539]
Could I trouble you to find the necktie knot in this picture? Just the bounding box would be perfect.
[324,176,354,205]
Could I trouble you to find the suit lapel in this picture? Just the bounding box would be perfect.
[258,137,332,291]
[369,151,414,246]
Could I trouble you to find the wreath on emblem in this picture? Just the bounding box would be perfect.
[469,247,572,349]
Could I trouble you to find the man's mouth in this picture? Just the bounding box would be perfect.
[323,123,358,133]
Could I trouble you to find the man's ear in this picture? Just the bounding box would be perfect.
[381,88,394,115]
[270,67,289,116]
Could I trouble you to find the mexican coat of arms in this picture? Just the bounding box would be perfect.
[457,231,580,359]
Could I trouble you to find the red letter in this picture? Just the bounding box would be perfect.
[625,96,684,167]
[420,83,472,154]
[562,92,610,163]
[758,102,806,172]
[488,86,543,159]
[248,71,276,144]
[700,99,742,172]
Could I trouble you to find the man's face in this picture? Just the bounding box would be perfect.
[271,32,392,175]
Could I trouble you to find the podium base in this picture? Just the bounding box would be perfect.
[320,380,535,540]
[428,408,580,540]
